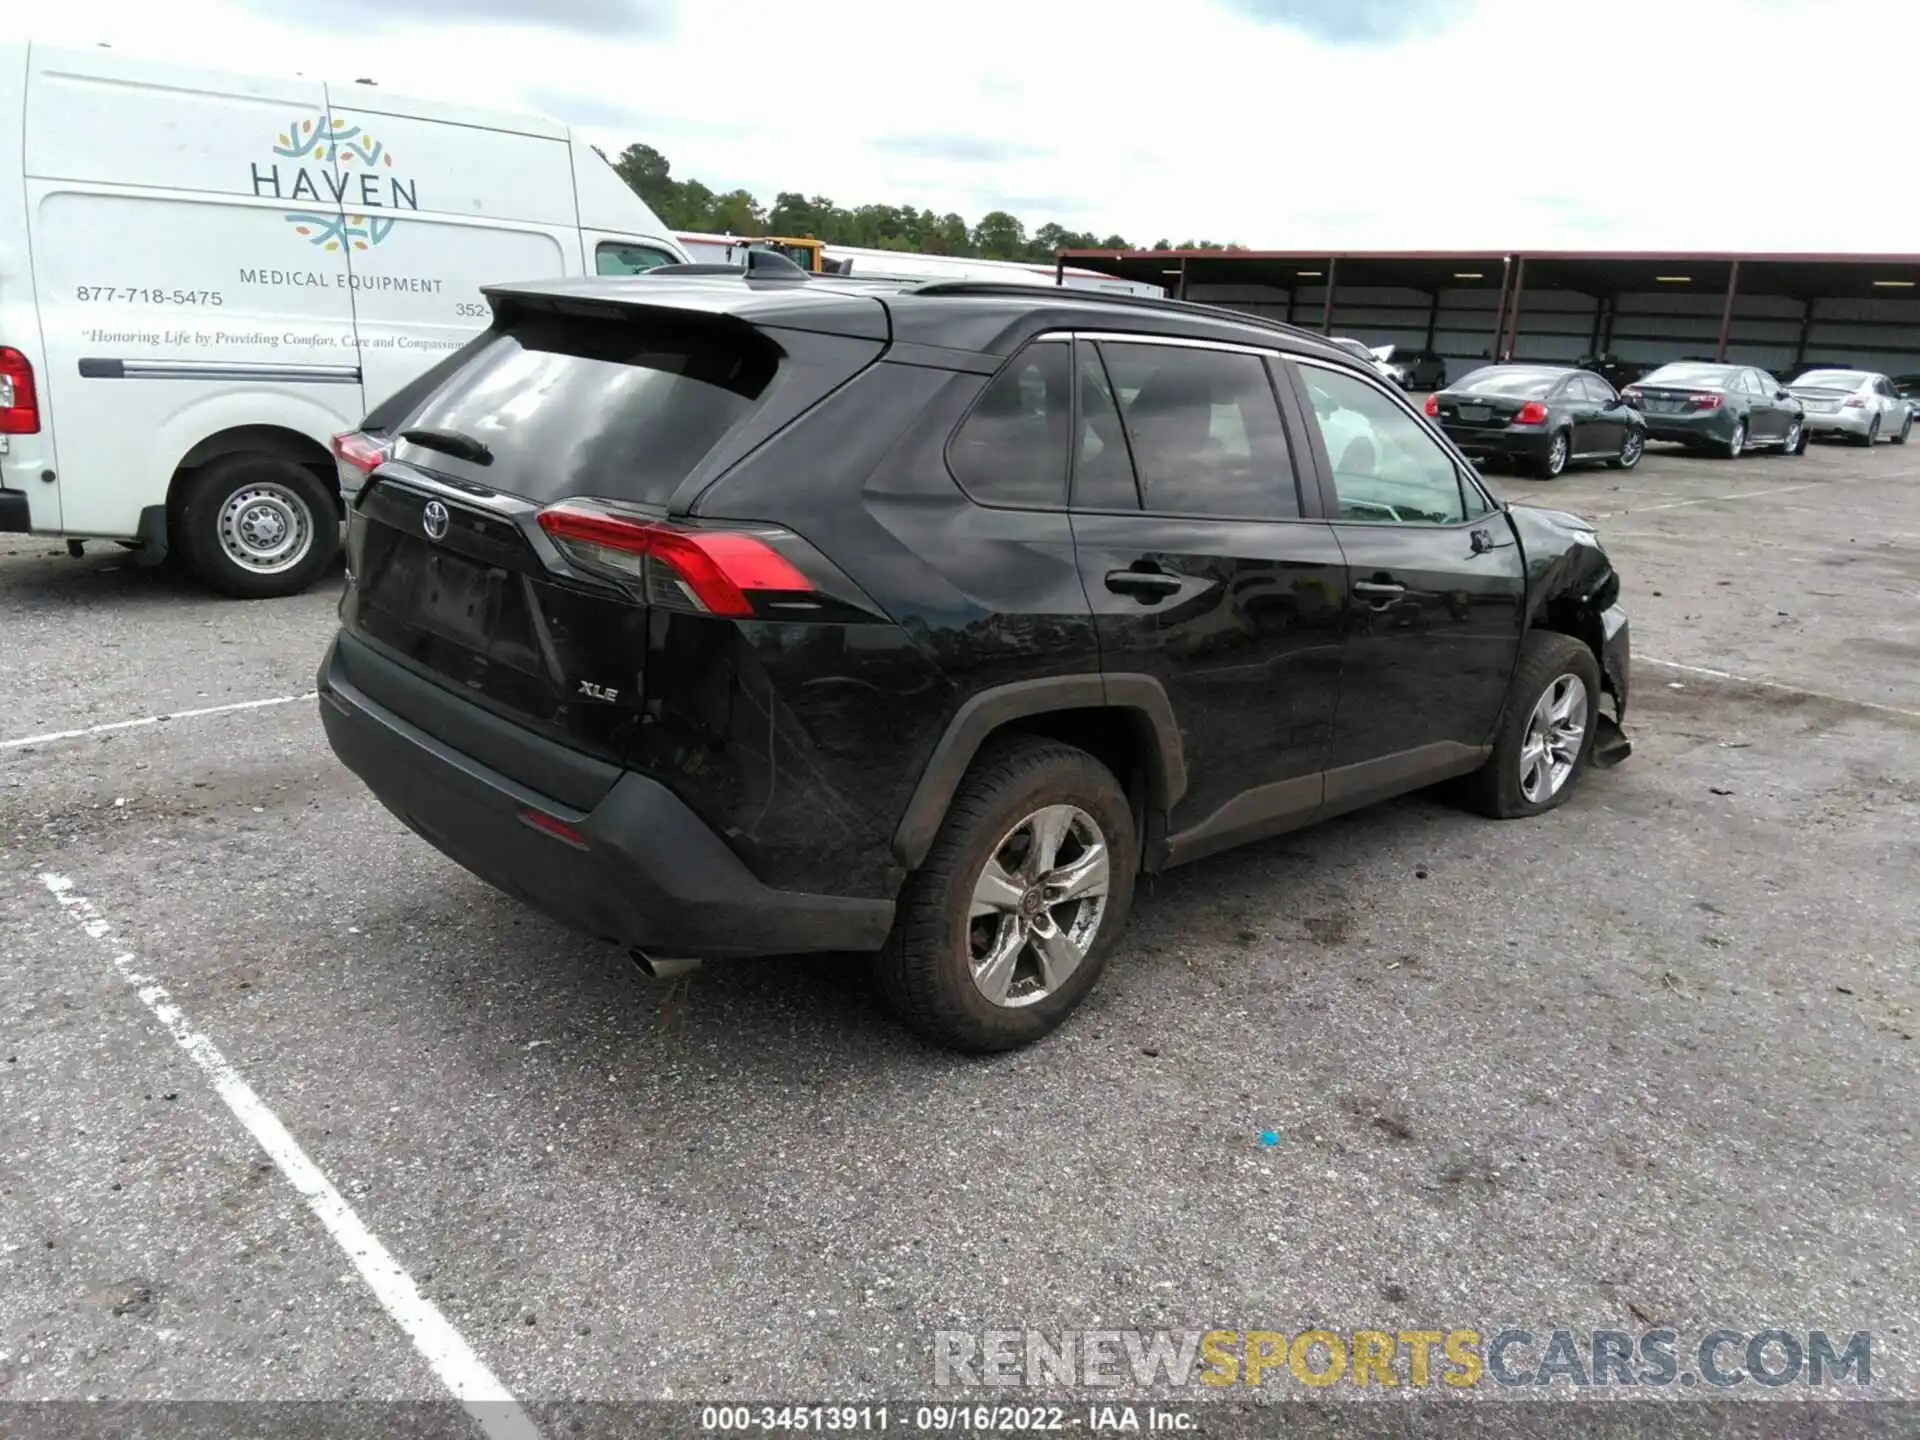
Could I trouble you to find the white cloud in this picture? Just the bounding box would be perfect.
[29,0,1920,250]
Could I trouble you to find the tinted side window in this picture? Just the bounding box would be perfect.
[948,341,1071,509]
[1071,343,1140,511]
[1299,364,1469,526]
[1097,342,1301,519]
[596,242,678,275]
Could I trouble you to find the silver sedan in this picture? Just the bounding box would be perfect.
[1786,369,1914,445]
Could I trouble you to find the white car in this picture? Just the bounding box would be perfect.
[0,40,687,596]
[1785,368,1914,446]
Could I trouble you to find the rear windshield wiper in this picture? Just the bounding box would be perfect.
[400,428,493,466]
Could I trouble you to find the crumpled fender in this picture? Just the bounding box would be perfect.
[1505,503,1631,735]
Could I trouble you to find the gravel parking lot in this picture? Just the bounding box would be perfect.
[2,437,1915,1420]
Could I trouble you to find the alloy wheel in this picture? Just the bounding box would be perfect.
[1619,432,1643,467]
[1785,420,1802,453]
[965,804,1110,1009]
[1546,432,1569,475]
[1519,674,1588,804]
[1728,422,1746,458]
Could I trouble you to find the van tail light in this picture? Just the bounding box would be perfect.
[331,430,390,498]
[1423,393,1440,416]
[1689,392,1725,410]
[0,347,41,434]
[1514,400,1550,425]
[536,501,812,616]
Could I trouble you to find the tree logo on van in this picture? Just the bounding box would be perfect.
[248,114,422,252]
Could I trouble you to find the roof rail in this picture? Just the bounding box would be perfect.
[901,281,1332,345]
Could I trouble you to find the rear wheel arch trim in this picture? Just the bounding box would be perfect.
[891,674,1187,872]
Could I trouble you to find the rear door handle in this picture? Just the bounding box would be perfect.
[1105,568,1183,600]
[1352,580,1406,598]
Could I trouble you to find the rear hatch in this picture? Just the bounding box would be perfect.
[339,291,884,800]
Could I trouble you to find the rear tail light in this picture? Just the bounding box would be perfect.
[1843,396,1867,409]
[0,347,41,434]
[1689,393,1725,410]
[331,430,390,497]
[1622,388,1643,407]
[1423,394,1440,417]
[1514,400,1549,425]
[536,500,812,616]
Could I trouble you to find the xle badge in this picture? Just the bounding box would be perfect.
[578,681,619,702]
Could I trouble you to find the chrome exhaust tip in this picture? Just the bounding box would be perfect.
[628,949,702,981]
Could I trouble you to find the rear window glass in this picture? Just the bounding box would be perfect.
[1791,371,1865,388]
[1454,368,1561,397]
[1641,364,1732,386]
[397,311,778,505]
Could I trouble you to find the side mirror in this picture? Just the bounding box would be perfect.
[1776,389,1792,401]
[1603,395,1623,409]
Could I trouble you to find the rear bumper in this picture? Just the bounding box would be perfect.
[1802,409,1872,438]
[1443,425,1552,462]
[317,636,896,959]
[1642,410,1736,445]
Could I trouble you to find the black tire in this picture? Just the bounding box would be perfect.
[1722,419,1748,459]
[1537,428,1571,479]
[876,737,1138,1053]
[178,454,339,599]
[1894,413,1911,446]
[1608,428,1645,470]
[1855,416,1880,448]
[1455,631,1603,820]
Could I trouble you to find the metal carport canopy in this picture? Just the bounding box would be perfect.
[1058,249,1920,366]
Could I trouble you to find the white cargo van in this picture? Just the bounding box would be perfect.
[0,40,687,596]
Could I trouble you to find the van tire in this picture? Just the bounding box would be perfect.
[178,454,338,599]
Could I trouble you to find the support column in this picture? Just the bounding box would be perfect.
[1502,257,1527,361]
[1285,285,1298,325]
[1054,255,1065,288]
[1489,256,1513,363]
[1320,257,1338,334]
[1715,260,1742,362]
[1794,297,1814,368]
[1176,256,1188,301]
[1599,294,1617,353]
[1588,295,1608,357]
[1423,288,1441,351]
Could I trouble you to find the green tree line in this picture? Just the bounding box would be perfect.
[605,143,1238,261]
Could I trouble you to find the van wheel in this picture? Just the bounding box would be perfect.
[877,738,1137,1053]
[179,454,338,599]
[1456,631,1602,820]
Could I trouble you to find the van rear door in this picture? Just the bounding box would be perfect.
[324,85,576,414]
[23,44,359,539]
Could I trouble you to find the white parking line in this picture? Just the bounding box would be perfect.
[38,872,538,1440]
[0,692,315,752]
[1642,658,1920,721]
[1592,479,1841,518]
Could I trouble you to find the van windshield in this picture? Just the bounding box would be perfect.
[397,311,779,505]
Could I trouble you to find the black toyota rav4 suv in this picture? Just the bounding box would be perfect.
[319,274,1632,1053]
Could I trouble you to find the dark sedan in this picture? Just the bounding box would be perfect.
[1621,363,1806,457]
[1424,364,1647,478]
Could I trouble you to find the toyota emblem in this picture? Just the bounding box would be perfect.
[421,500,450,541]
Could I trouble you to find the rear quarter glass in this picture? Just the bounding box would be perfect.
[391,311,780,506]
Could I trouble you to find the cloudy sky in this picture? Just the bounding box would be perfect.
[32,0,1920,251]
